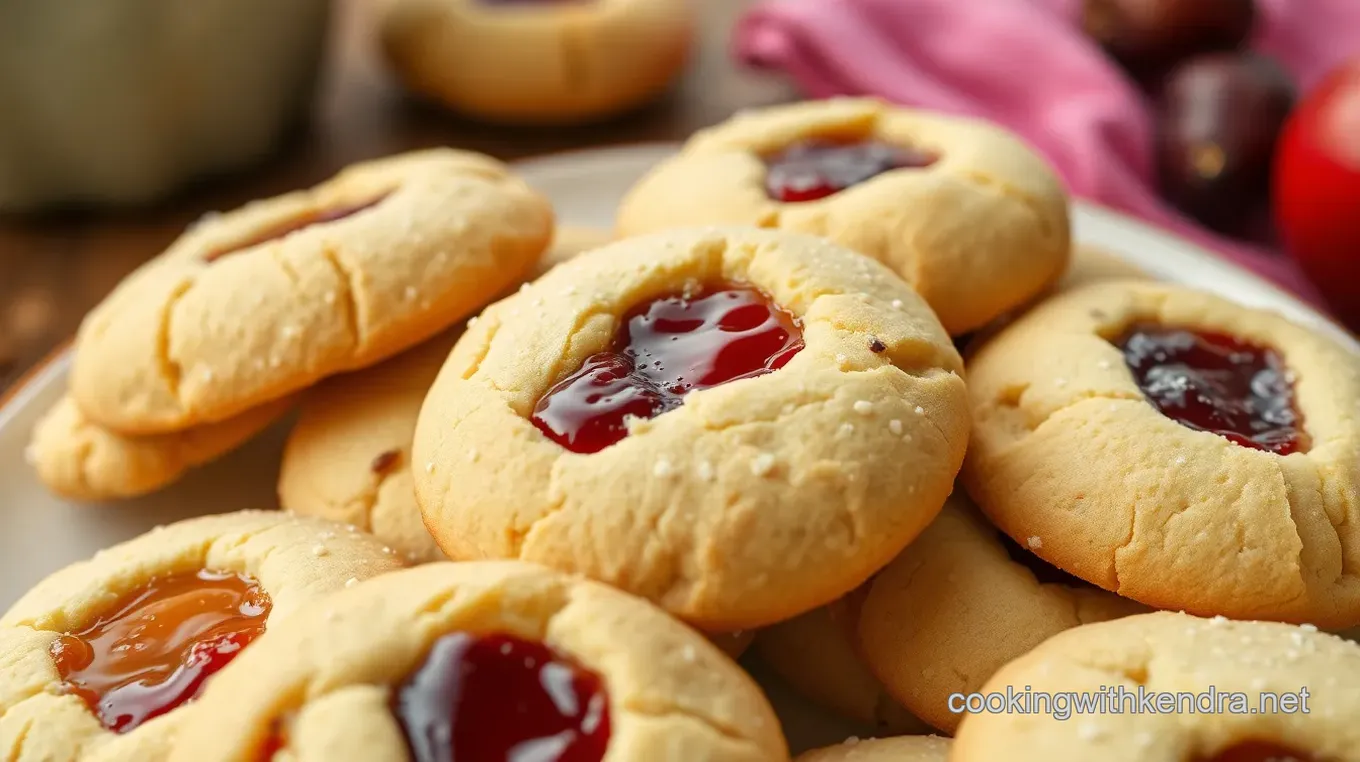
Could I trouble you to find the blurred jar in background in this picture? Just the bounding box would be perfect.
[0,0,331,212]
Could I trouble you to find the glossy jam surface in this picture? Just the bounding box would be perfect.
[1200,740,1315,762]
[203,196,386,262]
[532,285,804,453]
[49,569,271,733]
[394,633,610,762]
[999,533,1089,588]
[1119,325,1307,455]
[763,139,936,203]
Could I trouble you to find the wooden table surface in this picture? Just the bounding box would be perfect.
[0,0,798,397]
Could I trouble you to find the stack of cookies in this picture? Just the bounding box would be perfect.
[8,98,1360,762]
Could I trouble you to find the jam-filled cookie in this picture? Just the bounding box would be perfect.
[413,227,970,631]
[850,494,1147,733]
[963,280,1360,627]
[797,737,950,762]
[953,612,1360,761]
[279,334,753,657]
[166,560,788,762]
[754,603,928,735]
[616,99,1071,336]
[280,333,458,564]
[0,511,404,762]
[379,0,693,124]
[70,149,553,435]
[29,395,291,501]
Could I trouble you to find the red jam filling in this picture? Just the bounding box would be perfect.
[1119,325,1307,455]
[532,284,804,454]
[49,569,271,733]
[763,139,936,203]
[393,632,609,762]
[998,533,1089,588]
[1200,741,1315,762]
[202,196,387,262]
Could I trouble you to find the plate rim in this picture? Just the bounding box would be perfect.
[0,341,69,433]
[3,142,1352,426]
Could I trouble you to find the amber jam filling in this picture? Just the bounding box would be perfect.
[1199,740,1316,762]
[763,139,937,203]
[532,284,804,454]
[49,569,271,733]
[394,633,610,762]
[998,533,1089,588]
[202,195,388,262]
[1118,325,1307,455]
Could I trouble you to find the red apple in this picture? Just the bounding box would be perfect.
[1275,59,1360,326]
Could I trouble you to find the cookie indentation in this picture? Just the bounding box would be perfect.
[763,139,936,203]
[202,195,389,263]
[1118,325,1308,455]
[48,569,271,733]
[531,284,804,453]
[1198,740,1315,762]
[393,632,610,762]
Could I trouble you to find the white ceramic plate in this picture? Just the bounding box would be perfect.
[1,144,1353,752]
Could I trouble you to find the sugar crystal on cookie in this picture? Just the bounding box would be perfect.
[998,532,1087,588]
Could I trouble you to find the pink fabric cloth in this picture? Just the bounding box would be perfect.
[735,0,1360,303]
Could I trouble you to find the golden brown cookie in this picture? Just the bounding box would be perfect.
[851,493,1147,733]
[281,344,757,638]
[167,560,789,762]
[379,0,693,124]
[754,604,929,735]
[952,612,1360,761]
[70,149,553,435]
[281,318,754,643]
[963,280,1360,627]
[616,98,1071,336]
[796,736,950,762]
[0,511,404,762]
[29,394,292,501]
[413,227,970,631]
[279,332,459,564]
